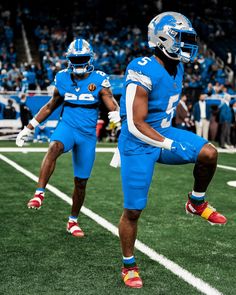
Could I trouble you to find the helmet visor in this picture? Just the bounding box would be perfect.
[68,55,90,65]
[180,32,197,45]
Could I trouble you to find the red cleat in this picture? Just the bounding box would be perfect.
[186,197,227,225]
[27,193,44,209]
[122,266,143,288]
[67,221,84,237]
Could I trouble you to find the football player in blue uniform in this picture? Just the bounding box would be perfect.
[16,39,120,237]
[116,12,227,288]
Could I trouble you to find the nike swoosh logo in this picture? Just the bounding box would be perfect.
[180,144,186,151]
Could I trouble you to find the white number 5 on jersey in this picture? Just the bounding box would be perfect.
[161,94,179,128]
[138,57,152,66]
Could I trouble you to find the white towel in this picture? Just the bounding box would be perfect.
[110,147,121,168]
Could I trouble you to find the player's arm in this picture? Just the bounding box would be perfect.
[100,87,119,111]
[16,87,64,147]
[126,83,196,160]
[99,87,120,123]
[27,87,64,130]
[126,83,172,148]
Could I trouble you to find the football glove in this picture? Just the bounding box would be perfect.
[108,111,121,124]
[171,141,196,161]
[16,126,32,147]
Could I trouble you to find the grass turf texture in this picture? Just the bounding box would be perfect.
[0,149,235,295]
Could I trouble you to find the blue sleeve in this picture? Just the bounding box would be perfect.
[54,72,66,97]
[94,70,111,88]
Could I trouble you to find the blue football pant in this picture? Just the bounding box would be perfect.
[50,121,97,179]
[119,127,208,209]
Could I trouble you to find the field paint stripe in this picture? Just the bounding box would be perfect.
[0,153,223,295]
[0,147,116,153]
[227,181,236,187]
[0,146,235,154]
[217,164,236,172]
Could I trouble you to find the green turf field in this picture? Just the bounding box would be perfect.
[0,142,235,295]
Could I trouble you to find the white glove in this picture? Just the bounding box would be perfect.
[16,126,32,147]
[108,111,121,124]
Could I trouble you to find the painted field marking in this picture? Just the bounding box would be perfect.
[0,153,223,295]
[227,181,236,188]
[0,147,116,153]
[217,164,236,172]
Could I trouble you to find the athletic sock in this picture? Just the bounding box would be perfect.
[123,256,137,268]
[68,216,78,223]
[190,191,205,205]
[35,188,45,195]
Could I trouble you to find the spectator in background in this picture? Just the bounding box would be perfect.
[19,93,32,129]
[193,93,211,140]
[3,99,16,119]
[204,82,215,96]
[33,121,51,143]
[218,96,233,148]
[96,117,105,142]
[231,100,236,147]
[208,104,219,142]
[175,93,193,130]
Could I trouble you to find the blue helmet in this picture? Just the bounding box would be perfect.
[148,12,198,63]
[66,38,94,74]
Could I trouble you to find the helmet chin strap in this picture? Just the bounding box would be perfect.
[162,48,180,61]
[162,47,191,63]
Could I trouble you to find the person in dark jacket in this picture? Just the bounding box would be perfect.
[19,94,32,129]
[3,99,16,119]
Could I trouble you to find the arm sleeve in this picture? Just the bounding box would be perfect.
[126,83,173,150]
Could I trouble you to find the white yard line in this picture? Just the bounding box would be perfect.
[227,181,236,187]
[0,153,223,295]
[0,147,116,153]
[217,165,236,172]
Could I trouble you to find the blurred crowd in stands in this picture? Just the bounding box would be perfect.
[0,0,236,146]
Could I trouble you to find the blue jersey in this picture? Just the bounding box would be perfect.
[54,69,110,134]
[120,56,184,141]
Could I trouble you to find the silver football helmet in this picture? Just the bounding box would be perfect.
[148,12,198,63]
[66,38,94,74]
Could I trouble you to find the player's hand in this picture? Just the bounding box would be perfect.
[16,126,32,147]
[171,141,196,161]
[108,111,121,124]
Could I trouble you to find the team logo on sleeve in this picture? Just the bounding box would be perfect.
[101,79,111,88]
[88,83,97,92]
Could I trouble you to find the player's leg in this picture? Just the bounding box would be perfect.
[27,122,74,209]
[66,177,88,237]
[187,141,227,224]
[119,146,160,288]
[159,127,227,225]
[67,133,96,237]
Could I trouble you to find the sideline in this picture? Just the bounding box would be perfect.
[0,153,223,295]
